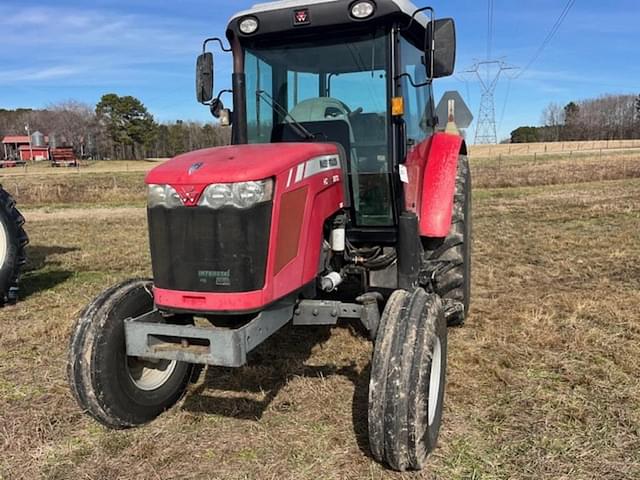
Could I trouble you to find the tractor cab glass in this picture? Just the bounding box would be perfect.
[243,29,393,227]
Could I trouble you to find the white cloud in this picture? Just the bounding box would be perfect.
[0,66,81,82]
[0,5,214,86]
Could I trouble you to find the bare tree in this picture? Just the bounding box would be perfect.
[47,101,100,155]
[541,102,565,141]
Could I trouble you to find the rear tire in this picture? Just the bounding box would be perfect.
[368,288,448,471]
[0,186,28,306]
[67,279,194,429]
[421,155,471,326]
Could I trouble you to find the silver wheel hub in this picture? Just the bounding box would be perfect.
[126,356,177,391]
[428,337,442,426]
[0,221,8,268]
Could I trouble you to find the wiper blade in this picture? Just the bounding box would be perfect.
[256,90,315,140]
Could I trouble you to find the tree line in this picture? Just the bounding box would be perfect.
[510,94,640,144]
[0,94,229,160]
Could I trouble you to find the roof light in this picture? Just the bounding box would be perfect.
[239,17,259,34]
[350,1,375,19]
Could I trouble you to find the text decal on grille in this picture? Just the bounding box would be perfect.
[198,270,231,286]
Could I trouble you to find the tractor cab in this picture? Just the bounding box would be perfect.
[197,0,456,238]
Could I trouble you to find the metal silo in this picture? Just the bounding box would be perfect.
[31,131,45,147]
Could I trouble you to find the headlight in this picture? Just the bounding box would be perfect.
[200,179,273,209]
[350,1,375,19]
[148,184,182,208]
[200,183,234,209]
[239,17,259,34]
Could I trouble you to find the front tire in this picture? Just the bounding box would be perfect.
[67,279,194,429]
[368,288,448,471]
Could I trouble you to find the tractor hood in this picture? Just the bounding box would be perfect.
[145,143,340,186]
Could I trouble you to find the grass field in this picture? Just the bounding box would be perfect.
[469,139,640,158]
[1,151,639,479]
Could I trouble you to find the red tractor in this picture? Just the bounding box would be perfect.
[68,0,471,471]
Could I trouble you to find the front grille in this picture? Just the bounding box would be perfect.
[148,203,272,293]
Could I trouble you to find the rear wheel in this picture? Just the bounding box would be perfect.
[368,288,448,471]
[0,186,28,306]
[67,279,194,429]
[421,155,472,326]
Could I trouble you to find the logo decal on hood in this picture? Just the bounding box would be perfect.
[188,162,204,175]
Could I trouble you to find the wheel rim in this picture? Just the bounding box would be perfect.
[126,356,177,391]
[0,222,7,268]
[427,337,442,426]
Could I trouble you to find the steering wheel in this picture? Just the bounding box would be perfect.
[348,107,364,119]
[322,99,364,120]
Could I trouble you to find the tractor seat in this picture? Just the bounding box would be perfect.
[289,97,352,124]
[287,97,358,165]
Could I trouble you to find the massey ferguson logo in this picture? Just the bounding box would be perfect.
[182,186,197,203]
[188,162,203,175]
[293,9,310,25]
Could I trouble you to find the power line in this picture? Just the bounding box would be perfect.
[487,0,494,60]
[498,76,512,132]
[516,0,577,78]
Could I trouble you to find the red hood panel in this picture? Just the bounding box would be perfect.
[145,143,339,185]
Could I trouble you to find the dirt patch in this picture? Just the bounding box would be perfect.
[24,207,145,222]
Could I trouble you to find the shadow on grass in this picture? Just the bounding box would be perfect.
[24,245,79,272]
[182,322,372,456]
[19,245,79,299]
[20,269,74,300]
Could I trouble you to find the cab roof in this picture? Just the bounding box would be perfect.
[230,0,429,27]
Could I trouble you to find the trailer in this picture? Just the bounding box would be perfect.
[51,147,79,167]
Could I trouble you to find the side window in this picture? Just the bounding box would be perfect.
[400,37,432,143]
[246,52,273,144]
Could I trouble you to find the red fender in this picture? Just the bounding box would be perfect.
[404,132,464,238]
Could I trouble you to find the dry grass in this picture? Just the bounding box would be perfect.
[473,150,640,189]
[1,156,639,479]
[469,139,640,158]
[0,171,147,207]
[0,160,158,178]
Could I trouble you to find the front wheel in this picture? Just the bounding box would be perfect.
[368,288,448,471]
[67,279,194,429]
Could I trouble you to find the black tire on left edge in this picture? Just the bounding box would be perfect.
[0,186,28,306]
[67,279,194,429]
[368,288,448,471]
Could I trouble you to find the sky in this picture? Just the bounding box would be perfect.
[0,0,639,141]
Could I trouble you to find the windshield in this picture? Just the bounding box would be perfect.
[244,29,394,227]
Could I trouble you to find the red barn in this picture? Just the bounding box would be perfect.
[2,135,50,161]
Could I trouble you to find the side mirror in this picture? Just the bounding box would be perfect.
[210,99,232,127]
[425,18,456,79]
[196,52,214,103]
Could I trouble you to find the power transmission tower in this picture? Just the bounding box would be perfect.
[463,60,517,144]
